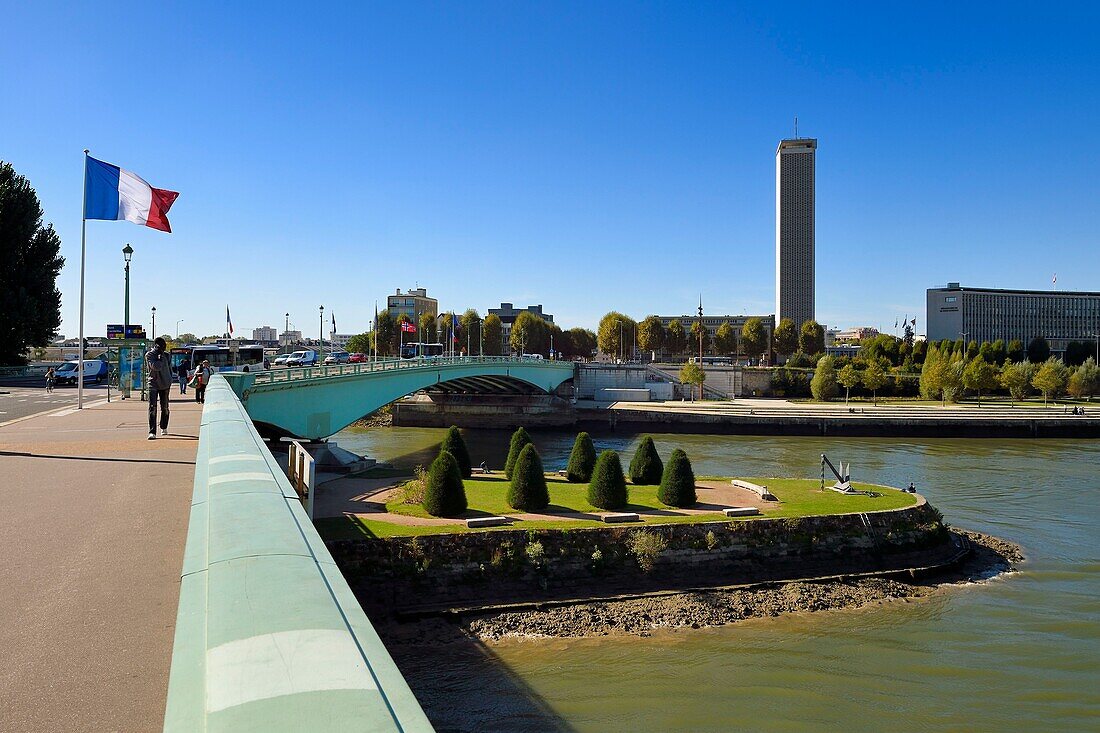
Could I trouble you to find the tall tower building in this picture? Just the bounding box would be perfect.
[775,137,817,329]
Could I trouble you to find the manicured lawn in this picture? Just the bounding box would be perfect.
[314,475,918,540]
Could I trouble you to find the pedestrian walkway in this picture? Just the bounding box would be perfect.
[0,393,200,733]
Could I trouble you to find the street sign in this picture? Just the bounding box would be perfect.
[125,325,146,339]
[107,324,124,339]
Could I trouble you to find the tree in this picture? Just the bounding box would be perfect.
[548,323,564,358]
[962,358,998,406]
[637,315,665,358]
[1067,369,1088,399]
[1078,357,1100,398]
[713,321,737,357]
[1027,337,1050,364]
[345,332,372,355]
[799,320,825,356]
[999,360,1032,405]
[966,340,980,361]
[689,320,711,355]
[679,361,706,400]
[597,312,635,360]
[418,311,437,344]
[862,359,888,405]
[665,319,687,357]
[567,327,596,360]
[978,341,994,363]
[940,356,964,404]
[774,318,798,357]
[507,444,549,511]
[439,425,471,478]
[1007,339,1026,363]
[510,310,548,355]
[1064,340,1092,367]
[741,317,767,361]
[422,450,467,517]
[393,314,413,353]
[482,314,503,355]
[1031,358,1067,405]
[0,161,64,365]
[566,432,597,482]
[504,426,533,479]
[657,448,697,508]
[587,450,628,510]
[912,339,927,364]
[628,436,663,485]
[811,355,839,401]
[461,309,481,354]
[991,339,1007,365]
[375,310,396,356]
[837,363,860,405]
[177,332,199,344]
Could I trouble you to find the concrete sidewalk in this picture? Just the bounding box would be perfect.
[0,393,200,733]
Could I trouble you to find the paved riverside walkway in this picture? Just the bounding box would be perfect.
[0,393,200,733]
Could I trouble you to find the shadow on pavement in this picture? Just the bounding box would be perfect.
[0,450,196,466]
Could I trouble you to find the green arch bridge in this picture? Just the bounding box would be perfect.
[222,356,575,440]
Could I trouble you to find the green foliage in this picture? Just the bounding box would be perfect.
[597,311,636,359]
[1000,360,1033,403]
[504,426,533,479]
[1027,337,1050,363]
[740,317,767,358]
[566,432,597,482]
[460,309,481,352]
[637,315,665,355]
[507,444,550,511]
[422,450,467,517]
[482,314,503,355]
[665,319,687,356]
[713,321,737,356]
[418,311,438,343]
[770,366,811,397]
[991,339,1007,364]
[587,450,628,510]
[1064,340,1093,367]
[679,361,706,399]
[1006,339,1026,363]
[628,436,664,484]
[774,318,798,356]
[629,530,668,572]
[1032,358,1068,404]
[657,448,697,508]
[799,320,826,356]
[566,327,596,359]
[345,332,372,355]
[689,320,711,354]
[0,161,64,365]
[375,310,396,355]
[862,360,888,403]
[837,363,861,403]
[810,355,839,400]
[962,358,999,404]
[439,425,472,478]
[510,310,550,355]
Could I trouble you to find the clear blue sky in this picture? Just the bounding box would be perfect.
[3,2,1098,340]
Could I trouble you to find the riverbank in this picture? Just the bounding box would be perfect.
[372,529,1020,644]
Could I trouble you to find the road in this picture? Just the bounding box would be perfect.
[0,385,113,425]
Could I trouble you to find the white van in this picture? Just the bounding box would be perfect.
[521,353,544,360]
[54,359,109,385]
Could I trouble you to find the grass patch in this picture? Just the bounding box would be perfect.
[352,465,413,479]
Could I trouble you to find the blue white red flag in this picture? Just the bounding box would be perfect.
[84,156,179,232]
[226,306,234,337]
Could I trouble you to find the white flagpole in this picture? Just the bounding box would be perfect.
[78,149,89,409]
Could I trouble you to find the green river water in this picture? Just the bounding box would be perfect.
[335,427,1100,732]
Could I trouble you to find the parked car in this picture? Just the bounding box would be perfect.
[54,359,109,385]
[272,353,292,367]
[348,352,368,363]
[285,350,319,367]
[323,351,350,365]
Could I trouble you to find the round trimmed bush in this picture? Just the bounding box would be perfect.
[628,435,664,485]
[507,443,550,511]
[422,450,467,517]
[587,450,628,510]
[439,425,471,478]
[504,426,533,479]
[657,448,697,508]
[566,432,597,482]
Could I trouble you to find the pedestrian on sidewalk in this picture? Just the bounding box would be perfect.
[177,357,190,395]
[45,367,55,393]
[192,359,213,404]
[146,337,174,439]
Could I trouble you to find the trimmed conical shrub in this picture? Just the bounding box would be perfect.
[628,435,664,485]
[422,450,467,517]
[587,450,628,510]
[440,425,471,478]
[507,443,550,511]
[657,448,697,508]
[566,432,597,483]
[504,426,533,479]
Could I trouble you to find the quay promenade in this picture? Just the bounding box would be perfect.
[0,394,199,732]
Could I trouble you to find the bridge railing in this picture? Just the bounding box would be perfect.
[246,355,570,386]
[163,375,434,732]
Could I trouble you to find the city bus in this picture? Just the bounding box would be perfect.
[400,342,445,359]
[170,344,267,373]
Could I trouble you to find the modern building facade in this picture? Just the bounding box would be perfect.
[653,314,775,360]
[252,326,278,343]
[387,288,438,323]
[835,326,880,343]
[487,303,554,346]
[279,330,303,345]
[775,137,817,329]
[926,282,1100,352]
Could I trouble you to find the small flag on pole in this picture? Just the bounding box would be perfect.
[400,321,416,333]
[226,306,234,337]
[331,312,337,334]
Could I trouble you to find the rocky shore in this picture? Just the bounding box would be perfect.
[372,529,1022,645]
[351,406,392,428]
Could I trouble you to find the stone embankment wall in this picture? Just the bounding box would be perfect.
[329,502,954,612]
[393,393,577,428]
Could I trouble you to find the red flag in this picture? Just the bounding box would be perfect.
[400,321,416,333]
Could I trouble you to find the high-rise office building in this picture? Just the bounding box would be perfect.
[775,137,817,329]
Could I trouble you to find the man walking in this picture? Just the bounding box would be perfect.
[177,356,190,395]
[146,337,174,439]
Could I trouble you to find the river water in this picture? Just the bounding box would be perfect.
[335,426,1100,732]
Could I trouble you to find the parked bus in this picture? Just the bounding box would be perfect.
[400,342,445,359]
[171,344,267,373]
[690,355,734,366]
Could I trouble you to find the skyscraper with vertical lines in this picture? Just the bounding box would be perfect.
[775,137,817,329]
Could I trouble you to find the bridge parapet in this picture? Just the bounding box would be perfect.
[163,375,434,732]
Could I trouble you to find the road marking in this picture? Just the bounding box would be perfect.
[48,399,110,417]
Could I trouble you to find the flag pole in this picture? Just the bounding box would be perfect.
[78,149,89,409]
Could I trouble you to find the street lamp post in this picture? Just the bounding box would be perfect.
[319,306,325,363]
[122,244,133,398]
[176,320,183,340]
[151,306,156,341]
[618,320,623,363]
[284,312,290,350]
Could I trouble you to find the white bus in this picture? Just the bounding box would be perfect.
[171,345,267,373]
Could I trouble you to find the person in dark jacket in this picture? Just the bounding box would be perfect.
[146,337,174,439]
[177,357,190,395]
[193,360,213,404]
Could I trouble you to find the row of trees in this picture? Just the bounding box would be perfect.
[919,347,1099,405]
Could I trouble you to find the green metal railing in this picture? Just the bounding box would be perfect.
[163,376,434,732]
[248,355,566,386]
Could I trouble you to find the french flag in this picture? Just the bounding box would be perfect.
[84,156,179,232]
